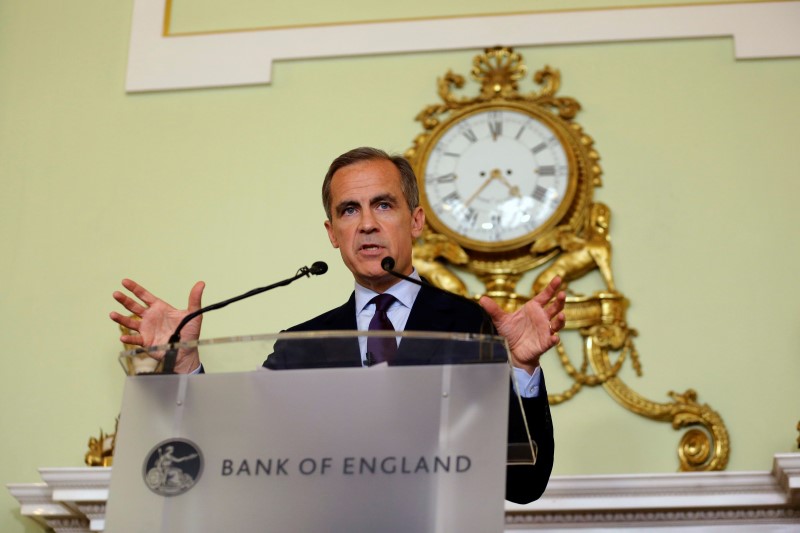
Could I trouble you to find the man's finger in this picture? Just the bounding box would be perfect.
[188,281,205,312]
[551,312,566,332]
[122,278,160,306]
[533,276,562,305]
[110,311,141,331]
[112,292,147,316]
[544,292,566,318]
[478,295,504,322]
[119,333,143,346]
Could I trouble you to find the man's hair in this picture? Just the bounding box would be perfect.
[322,147,420,220]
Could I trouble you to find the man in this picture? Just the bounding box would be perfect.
[111,147,566,503]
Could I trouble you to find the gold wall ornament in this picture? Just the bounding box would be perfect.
[405,46,729,472]
[85,321,150,467]
[531,202,616,294]
[412,226,470,297]
[85,418,118,467]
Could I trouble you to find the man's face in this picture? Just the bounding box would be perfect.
[324,159,425,293]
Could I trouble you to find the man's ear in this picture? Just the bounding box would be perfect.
[410,207,425,239]
[324,219,340,248]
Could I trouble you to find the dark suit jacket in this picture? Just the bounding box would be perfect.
[263,285,554,504]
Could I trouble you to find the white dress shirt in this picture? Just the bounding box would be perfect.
[354,270,542,398]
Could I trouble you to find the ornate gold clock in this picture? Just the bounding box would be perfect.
[407,48,601,307]
[405,47,730,472]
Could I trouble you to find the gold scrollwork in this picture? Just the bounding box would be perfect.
[471,46,526,99]
[546,292,729,471]
[586,323,729,471]
[547,292,640,405]
[408,47,592,165]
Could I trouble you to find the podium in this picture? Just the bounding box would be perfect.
[106,331,535,532]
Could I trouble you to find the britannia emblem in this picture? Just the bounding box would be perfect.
[142,439,203,496]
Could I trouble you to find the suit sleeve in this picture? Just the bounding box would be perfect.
[504,375,554,504]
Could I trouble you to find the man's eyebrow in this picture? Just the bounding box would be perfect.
[333,199,359,214]
[370,193,397,205]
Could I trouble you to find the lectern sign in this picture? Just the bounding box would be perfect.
[106,333,511,533]
[142,439,203,496]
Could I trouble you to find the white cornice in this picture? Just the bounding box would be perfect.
[126,1,800,92]
[774,452,800,505]
[9,456,800,531]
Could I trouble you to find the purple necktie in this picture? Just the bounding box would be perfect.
[367,294,397,364]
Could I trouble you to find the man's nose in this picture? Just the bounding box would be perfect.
[359,210,378,232]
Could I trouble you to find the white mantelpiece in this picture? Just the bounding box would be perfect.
[506,453,800,531]
[8,467,111,532]
[8,454,800,532]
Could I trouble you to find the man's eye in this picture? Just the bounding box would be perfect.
[377,202,391,210]
[342,206,357,216]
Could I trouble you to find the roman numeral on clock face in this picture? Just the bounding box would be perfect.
[463,207,478,226]
[433,173,456,183]
[531,142,547,155]
[537,165,556,176]
[442,191,461,205]
[489,119,502,140]
[462,128,478,143]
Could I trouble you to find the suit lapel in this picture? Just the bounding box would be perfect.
[316,292,361,367]
[403,285,461,333]
[396,286,464,364]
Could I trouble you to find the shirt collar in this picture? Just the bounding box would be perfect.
[355,268,422,314]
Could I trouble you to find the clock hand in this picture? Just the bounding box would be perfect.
[494,172,522,198]
[464,169,500,206]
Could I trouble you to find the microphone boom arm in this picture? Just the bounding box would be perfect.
[160,261,327,374]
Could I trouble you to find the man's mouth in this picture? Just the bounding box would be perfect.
[359,244,384,254]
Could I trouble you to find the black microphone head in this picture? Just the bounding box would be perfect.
[309,261,328,275]
[381,256,396,271]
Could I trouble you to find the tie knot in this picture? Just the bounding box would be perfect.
[370,293,397,313]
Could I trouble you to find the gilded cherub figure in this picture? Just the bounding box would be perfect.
[413,228,470,297]
[531,202,616,294]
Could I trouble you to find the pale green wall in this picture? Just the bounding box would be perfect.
[2,1,799,531]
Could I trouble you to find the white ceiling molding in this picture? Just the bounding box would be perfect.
[126,1,800,92]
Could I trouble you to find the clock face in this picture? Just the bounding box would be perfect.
[420,108,575,250]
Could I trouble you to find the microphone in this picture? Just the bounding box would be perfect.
[308,261,328,276]
[380,257,494,336]
[159,261,328,374]
[380,257,396,272]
